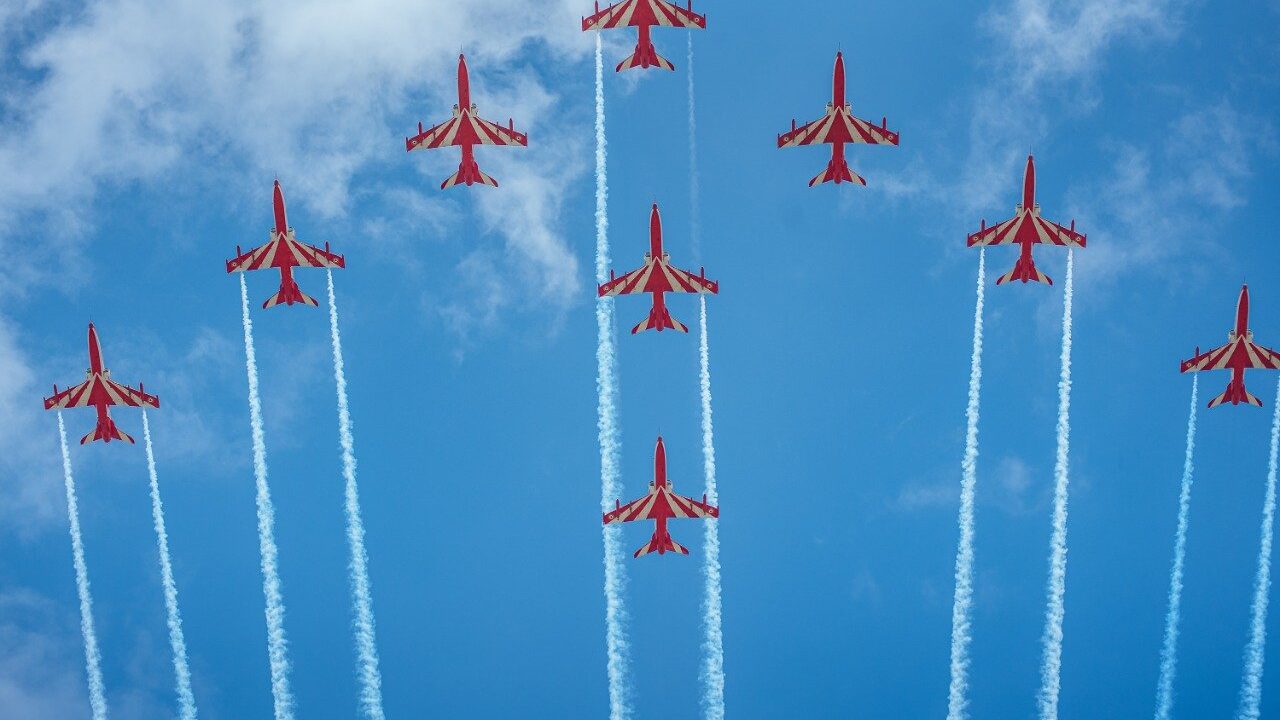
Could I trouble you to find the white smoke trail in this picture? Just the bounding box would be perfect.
[238,274,295,720]
[595,34,632,720]
[697,297,725,720]
[56,413,109,720]
[1037,250,1075,720]
[325,270,386,720]
[947,248,986,720]
[686,33,701,254]
[141,411,199,720]
[1237,379,1280,720]
[1154,376,1199,720]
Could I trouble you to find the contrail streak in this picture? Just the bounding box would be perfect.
[686,33,701,255]
[57,413,109,720]
[238,274,295,720]
[1154,376,1199,720]
[947,248,986,720]
[698,297,725,720]
[1237,379,1280,720]
[1038,250,1075,720]
[325,270,386,720]
[687,32,723,720]
[141,411,199,720]
[595,34,632,720]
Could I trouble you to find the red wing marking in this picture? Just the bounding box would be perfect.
[603,486,718,524]
[227,233,345,273]
[598,258,718,297]
[967,213,1086,248]
[583,0,706,30]
[779,108,898,148]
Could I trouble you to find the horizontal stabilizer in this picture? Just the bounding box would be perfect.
[442,162,498,190]
[809,156,865,187]
[264,281,319,309]
[634,532,689,558]
[996,258,1053,286]
[1208,384,1263,409]
[631,305,689,334]
[616,43,674,72]
[81,419,134,445]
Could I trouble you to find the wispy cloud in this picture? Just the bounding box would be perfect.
[0,0,591,338]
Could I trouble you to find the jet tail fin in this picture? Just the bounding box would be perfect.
[631,304,689,334]
[808,156,865,187]
[634,531,689,558]
[81,418,134,445]
[995,257,1053,286]
[442,161,498,189]
[264,279,319,309]
[1208,383,1263,409]
[616,42,674,72]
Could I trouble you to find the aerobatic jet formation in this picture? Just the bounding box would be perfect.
[1181,285,1280,408]
[406,54,528,189]
[598,203,718,334]
[603,436,719,557]
[967,155,1086,286]
[44,323,160,445]
[226,180,346,309]
[777,51,899,187]
[582,0,706,72]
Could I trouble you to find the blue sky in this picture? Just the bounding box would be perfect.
[1,0,1279,718]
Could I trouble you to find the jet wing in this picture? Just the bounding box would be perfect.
[1182,340,1280,373]
[101,378,161,408]
[582,0,707,31]
[603,486,718,524]
[43,377,159,410]
[406,115,527,151]
[598,259,718,297]
[779,108,899,148]
[43,379,93,410]
[227,234,345,273]
[967,213,1086,248]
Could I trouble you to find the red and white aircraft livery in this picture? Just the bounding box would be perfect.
[777,51,899,187]
[1181,285,1280,408]
[966,155,1086,286]
[582,0,706,72]
[603,436,719,558]
[406,54,527,189]
[598,203,718,334]
[227,180,345,309]
[43,324,160,445]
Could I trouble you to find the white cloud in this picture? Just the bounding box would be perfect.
[1070,102,1275,292]
[0,589,90,720]
[0,316,63,537]
[0,0,591,324]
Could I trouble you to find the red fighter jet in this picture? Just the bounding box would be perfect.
[777,51,899,187]
[599,203,718,334]
[967,155,1086,285]
[604,436,719,557]
[43,324,159,445]
[406,54,527,189]
[227,180,345,308]
[1181,285,1280,408]
[582,0,706,72]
